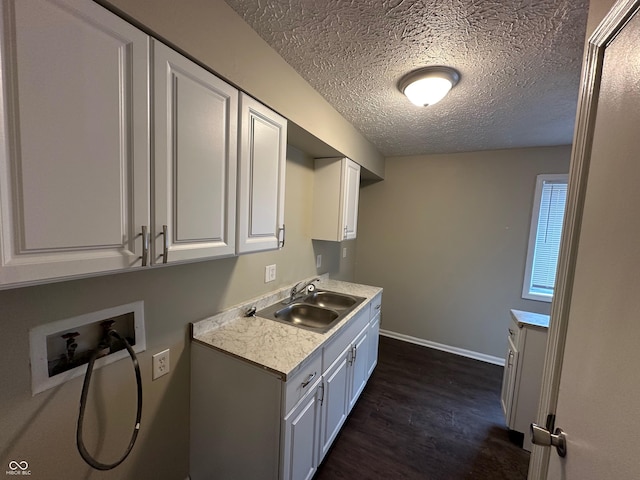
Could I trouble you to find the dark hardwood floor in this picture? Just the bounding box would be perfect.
[314,336,529,480]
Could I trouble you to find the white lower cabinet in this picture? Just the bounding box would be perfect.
[367,294,382,378]
[191,295,381,480]
[500,310,548,451]
[282,377,323,480]
[319,344,351,460]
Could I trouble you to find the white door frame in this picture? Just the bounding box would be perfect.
[528,0,640,477]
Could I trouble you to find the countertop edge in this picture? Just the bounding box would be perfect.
[510,308,550,330]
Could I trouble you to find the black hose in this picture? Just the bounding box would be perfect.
[76,330,143,470]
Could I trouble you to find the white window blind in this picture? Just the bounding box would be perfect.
[522,174,568,302]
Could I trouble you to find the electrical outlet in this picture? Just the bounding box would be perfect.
[316,254,322,268]
[342,247,348,259]
[265,264,276,283]
[152,349,170,380]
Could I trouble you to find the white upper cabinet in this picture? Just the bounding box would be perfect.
[312,158,361,242]
[153,41,238,264]
[237,93,287,254]
[0,0,150,287]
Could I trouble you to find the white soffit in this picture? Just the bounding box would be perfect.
[224,0,588,156]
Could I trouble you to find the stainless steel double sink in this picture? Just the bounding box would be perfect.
[256,290,366,333]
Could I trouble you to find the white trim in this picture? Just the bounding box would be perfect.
[379,329,505,366]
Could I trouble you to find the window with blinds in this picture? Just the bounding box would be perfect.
[522,174,568,302]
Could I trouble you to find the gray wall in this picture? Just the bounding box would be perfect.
[0,148,355,479]
[355,146,571,359]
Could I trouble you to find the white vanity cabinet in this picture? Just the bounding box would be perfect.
[0,0,150,286]
[312,157,361,241]
[500,309,549,451]
[190,292,381,480]
[282,366,323,480]
[237,93,287,254]
[153,41,238,264]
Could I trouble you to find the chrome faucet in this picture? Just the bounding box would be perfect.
[284,278,320,304]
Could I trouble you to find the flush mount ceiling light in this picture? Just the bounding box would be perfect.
[398,66,460,107]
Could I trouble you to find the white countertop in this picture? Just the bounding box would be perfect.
[510,309,550,329]
[191,277,382,380]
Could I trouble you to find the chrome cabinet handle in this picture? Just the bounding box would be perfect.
[508,328,515,336]
[301,372,316,388]
[353,344,357,362]
[162,225,169,264]
[318,383,325,406]
[507,350,514,367]
[375,304,381,310]
[141,226,149,266]
[278,224,286,248]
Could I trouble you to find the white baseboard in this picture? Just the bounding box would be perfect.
[379,329,505,366]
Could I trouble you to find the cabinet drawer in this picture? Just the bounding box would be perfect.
[285,351,322,414]
[322,307,369,371]
[370,293,382,319]
[508,318,521,347]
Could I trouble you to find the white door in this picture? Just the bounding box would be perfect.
[347,326,368,413]
[319,347,350,460]
[0,0,150,287]
[236,93,287,254]
[531,1,640,478]
[341,158,360,240]
[153,41,237,264]
[367,313,380,378]
[282,381,322,480]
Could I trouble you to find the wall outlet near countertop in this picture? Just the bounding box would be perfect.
[316,254,322,268]
[265,264,277,283]
[152,349,170,380]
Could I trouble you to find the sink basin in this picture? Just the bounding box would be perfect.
[301,291,359,310]
[275,304,339,329]
[256,289,366,333]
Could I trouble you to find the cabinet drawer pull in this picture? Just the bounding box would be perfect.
[301,372,316,388]
[508,328,515,336]
[162,225,169,264]
[278,224,286,248]
[375,304,381,310]
[141,226,149,266]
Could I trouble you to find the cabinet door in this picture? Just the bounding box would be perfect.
[341,158,361,241]
[153,41,237,264]
[282,381,322,480]
[348,325,369,413]
[367,313,380,379]
[500,336,519,428]
[0,0,150,287]
[319,347,350,461]
[237,93,287,254]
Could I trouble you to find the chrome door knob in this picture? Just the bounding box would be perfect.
[531,423,567,457]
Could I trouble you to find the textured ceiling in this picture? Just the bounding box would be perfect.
[225,0,589,157]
